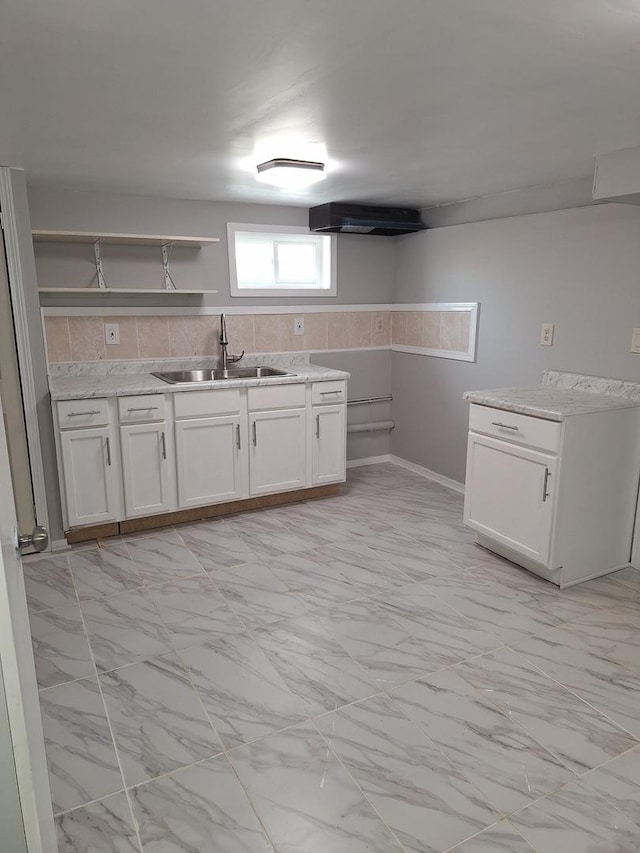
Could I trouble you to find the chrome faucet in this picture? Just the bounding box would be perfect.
[219,313,244,371]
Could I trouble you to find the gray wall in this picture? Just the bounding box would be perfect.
[392,203,640,483]
[28,186,395,306]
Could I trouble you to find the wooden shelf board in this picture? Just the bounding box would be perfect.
[38,288,213,295]
[32,230,220,248]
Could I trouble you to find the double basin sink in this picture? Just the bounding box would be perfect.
[152,366,293,384]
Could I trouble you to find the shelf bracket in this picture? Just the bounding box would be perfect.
[93,240,107,289]
[161,243,177,291]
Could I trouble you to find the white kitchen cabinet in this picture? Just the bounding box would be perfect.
[464,433,556,566]
[59,427,118,527]
[120,422,173,518]
[249,408,306,495]
[312,404,346,485]
[464,402,640,586]
[175,415,246,508]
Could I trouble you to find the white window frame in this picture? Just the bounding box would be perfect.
[227,223,337,298]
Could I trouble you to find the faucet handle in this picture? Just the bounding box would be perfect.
[228,350,245,364]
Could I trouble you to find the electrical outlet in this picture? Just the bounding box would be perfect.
[540,323,554,346]
[293,317,304,336]
[104,323,120,345]
[375,316,384,334]
[631,328,640,354]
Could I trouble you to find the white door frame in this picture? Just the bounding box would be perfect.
[0,167,50,539]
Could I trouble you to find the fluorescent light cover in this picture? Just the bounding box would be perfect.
[256,158,326,189]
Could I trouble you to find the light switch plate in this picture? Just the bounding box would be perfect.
[540,323,554,346]
[631,328,640,354]
[293,317,304,336]
[104,323,120,345]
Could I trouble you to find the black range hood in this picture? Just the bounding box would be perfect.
[309,202,426,236]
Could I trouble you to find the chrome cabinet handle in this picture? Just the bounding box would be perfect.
[316,414,320,438]
[491,421,519,431]
[127,406,159,413]
[542,467,551,502]
[67,410,101,417]
[252,421,257,446]
[320,390,341,396]
[160,431,167,460]
[105,436,111,466]
[236,424,241,450]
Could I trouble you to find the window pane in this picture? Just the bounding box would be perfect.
[235,239,273,288]
[275,241,317,284]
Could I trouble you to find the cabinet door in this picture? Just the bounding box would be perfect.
[464,433,557,566]
[120,422,172,518]
[249,408,306,496]
[312,405,346,485]
[60,427,118,527]
[175,416,245,508]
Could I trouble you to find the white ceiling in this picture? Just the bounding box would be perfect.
[2,0,640,208]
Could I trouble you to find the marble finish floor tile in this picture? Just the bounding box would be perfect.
[40,676,123,814]
[81,589,173,673]
[178,519,261,571]
[228,723,404,853]
[69,541,143,600]
[392,667,573,813]
[99,653,222,786]
[129,755,275,853]
[253,614,378,714]
[578,745,640,827]
[315,695,499,853]
[23,553,76,613]
[124,529,205,586]
[30,602,94,689]
[455,648,637,774]
[224,513,316,560]
[179,632,309,748]
[510,776,640,852]
[56,792,141,853]
[147,574,242,650]
[448,820,536,852]
[211,561,310,629]
[513,624,640,737]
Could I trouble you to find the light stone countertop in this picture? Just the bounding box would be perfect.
[49,360,349,401]
[463,384,640,421]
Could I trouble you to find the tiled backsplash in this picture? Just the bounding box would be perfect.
[43,306,475,363]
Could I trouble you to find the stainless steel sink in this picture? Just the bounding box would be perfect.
[152,366,293,384]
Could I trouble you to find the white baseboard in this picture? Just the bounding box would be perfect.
[389,455,464,494]
[51,538,71,552]
[346,452,464,494]
[346,454,392,469]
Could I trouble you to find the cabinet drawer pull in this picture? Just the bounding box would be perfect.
[316,414,320,438]
[491,421,519,431]
[320,390,342,396]
[127,406,159,413]
[236,423,241,450]
[252,421,257,446]
[160,431,167,460]
[105,436,112,467]
[542,467,551,502]
[67,410,101,417]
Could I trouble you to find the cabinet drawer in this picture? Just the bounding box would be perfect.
[118,394,165,423]
[248,383,305,411]
[57,398,109,429]
[174,388,241,419]
[312,381,346,405]
[469,404,562,453]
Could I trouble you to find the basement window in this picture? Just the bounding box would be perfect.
[228,223,336,297]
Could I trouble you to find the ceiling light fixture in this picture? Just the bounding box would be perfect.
[255,158,326,189]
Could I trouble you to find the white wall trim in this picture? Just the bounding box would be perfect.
[42,301,476,317]
[0,168,50,535]
[346,452,465,494]
[346,454,392,468]
[392,344,474,362]
[390,455,465,493]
